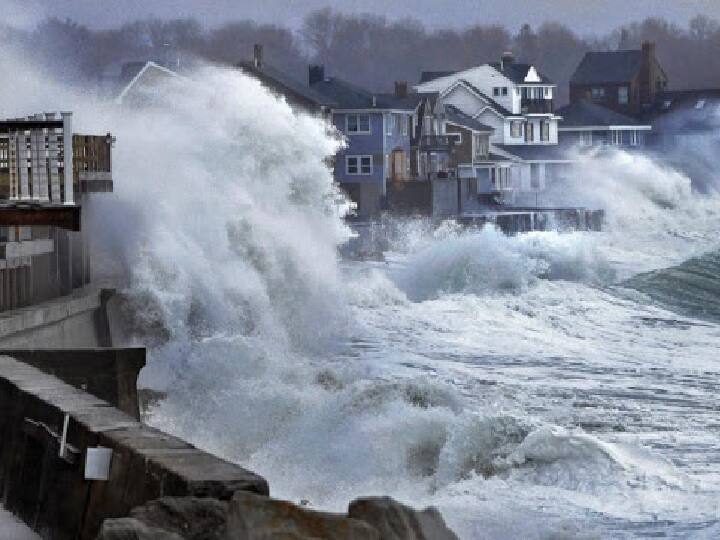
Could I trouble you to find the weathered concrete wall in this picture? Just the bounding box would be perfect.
[0,288,113,348]
[0,356,268,540]
[0,348,145,419]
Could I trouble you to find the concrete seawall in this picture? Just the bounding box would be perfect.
[0,355,268,539]
[0,288,113,348]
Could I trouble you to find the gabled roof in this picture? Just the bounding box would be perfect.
[444,105,494,132]
[238,61,337,108]
[442,79,513,117]
[419,70,457,84]
[556,100,645,127]
[570,50,643,85]
[488,62,553,84]
[116,61,183,104]
[311,77,421,110]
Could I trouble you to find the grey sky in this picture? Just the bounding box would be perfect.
[10,0,720,34]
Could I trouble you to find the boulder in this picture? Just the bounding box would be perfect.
[226,491,380,540]
[96,517,185,540]
[130,497,228,540]
[348,497,459,540]
[97,497,227,540]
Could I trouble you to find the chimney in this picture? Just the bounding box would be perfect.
[253,44,263,69]
[639,41,655,107]
[500,52,514,71]
[309,64,324,86]
[394,81,408,98]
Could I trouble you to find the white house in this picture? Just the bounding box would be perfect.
[415,53,567,204]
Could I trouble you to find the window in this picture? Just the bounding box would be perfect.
[610,130,621,145]
[346,155,372,175]
[402,115,409,136]
[493,87,500,96]
[696,99,706,109]
[473,133,489,160]
[629,130,639,146]
[501,87,508,96]
[540,121,550,142]
[347,114,370,134]
[525,122,534,142]
[544,87,551,98]
[510,121,523,138]
[591,87,606,100]
[618,86,629,105]
[580,131,592,146]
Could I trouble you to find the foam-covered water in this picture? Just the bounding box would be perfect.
[4,51,720,538]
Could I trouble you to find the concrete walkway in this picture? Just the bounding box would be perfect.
[0,506,38,539]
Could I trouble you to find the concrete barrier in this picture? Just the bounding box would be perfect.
[0,355,268,540]
[0,288,113,348]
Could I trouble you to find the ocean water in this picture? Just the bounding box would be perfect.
[3,54,718,538]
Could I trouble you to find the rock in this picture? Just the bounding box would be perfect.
[97,498,227,540]
[96,517,185,540]
[348,497,459,540]
[226,491,380,540]
[130,497,228,540]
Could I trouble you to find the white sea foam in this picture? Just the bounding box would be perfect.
[3,43,720,538]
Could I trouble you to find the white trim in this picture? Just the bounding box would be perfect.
[346,113,371,134]
[116,61,183,104]
[346,155,373,175]
[559,125,652,131]
[335,108,414,114]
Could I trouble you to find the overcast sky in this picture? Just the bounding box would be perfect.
[10,0,720,34]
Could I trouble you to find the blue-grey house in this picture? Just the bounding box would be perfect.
[556,100,652,148]
[309,67,422,217]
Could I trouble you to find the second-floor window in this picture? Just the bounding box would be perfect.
[540,121,550,142]
[510,121,523,138]
[493,87,508,97]
[346,155,372,175]
[591,87,606,100]
[347,114,370,134]
[618,86,629,105]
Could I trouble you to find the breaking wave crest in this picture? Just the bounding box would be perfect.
[390,226,614,301]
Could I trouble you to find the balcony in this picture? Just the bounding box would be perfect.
[418,135,457,151]
[521,99,554,114]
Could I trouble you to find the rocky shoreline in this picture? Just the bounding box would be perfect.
[98,492,459,540]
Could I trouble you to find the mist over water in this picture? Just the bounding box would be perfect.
[3,46,720,538]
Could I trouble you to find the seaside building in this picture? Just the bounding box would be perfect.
[0,113,113,311]
[556,100,652,148]
[310,69,422,217]
[569,42,668,117]
[414,52,566,205]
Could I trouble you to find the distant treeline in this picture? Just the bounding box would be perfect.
[3,9,720,103]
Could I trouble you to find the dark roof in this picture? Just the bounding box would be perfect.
[488,62,553,84]
[444,105,494,132]
[645,89,720,130]
[311,77,421,110]
[494,143,574,161]
[556,100,644,127]
[419,71,457,84]
[570,50,643,85]
[238,61,336,108]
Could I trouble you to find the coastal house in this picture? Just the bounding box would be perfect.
[569,41,668,117]
[415,53,566,205]
[556,100,652,148]
[238,45,336,117]
[0,113,114,310]
[116,60,185,106]
[310,69,421,217]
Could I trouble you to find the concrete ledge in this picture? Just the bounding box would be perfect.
[0,355,268,540]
